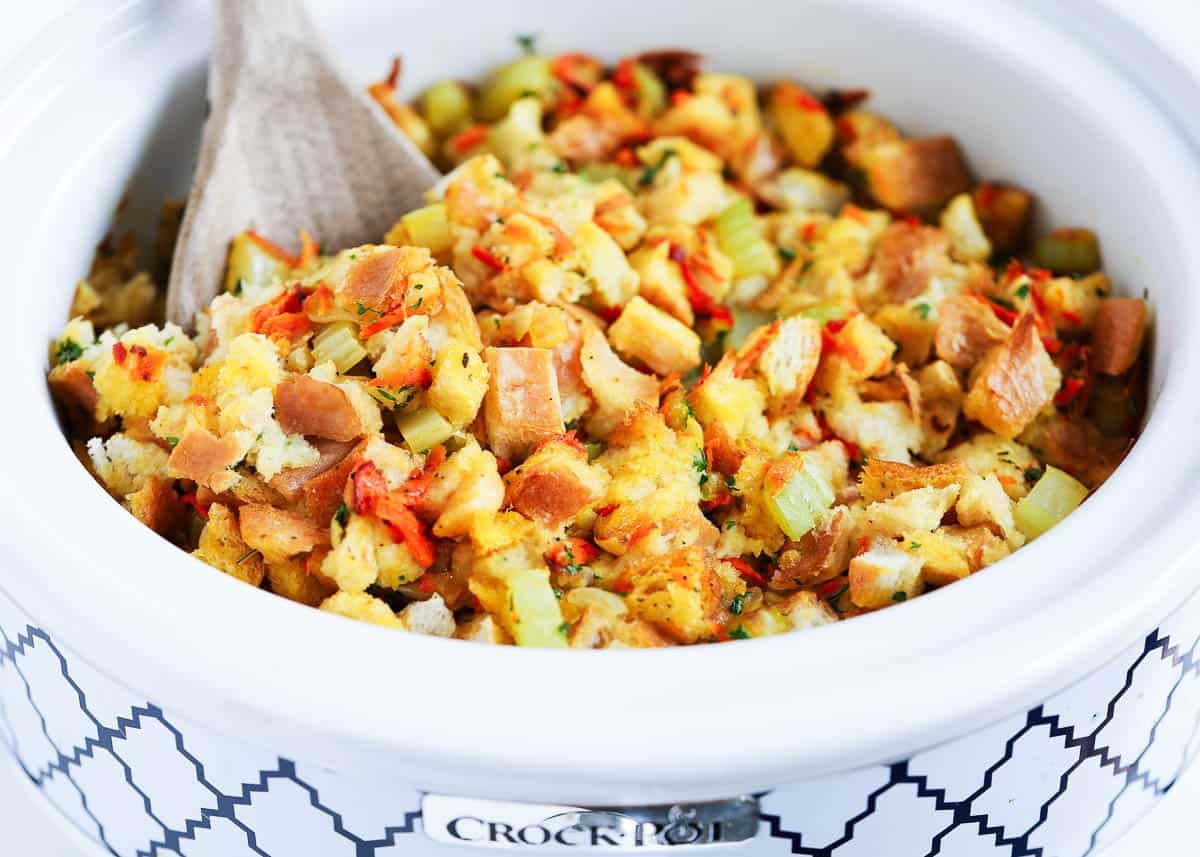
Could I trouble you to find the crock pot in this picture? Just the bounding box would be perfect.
[3,1,1200,854]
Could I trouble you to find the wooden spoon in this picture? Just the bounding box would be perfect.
[166,0,440,328]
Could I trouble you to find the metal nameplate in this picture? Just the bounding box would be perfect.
[422,794,760,850]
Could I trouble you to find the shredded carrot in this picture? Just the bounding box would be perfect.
[530,214,575,257]
[627,522,658,545]
[245,230,299,268]
[834,116,857,143]
[801,220,819,243]
[790,88,827,113]
[415,574,438,594]
[842,204,869,225]
[384,56,402,89]
[112,342,127,365]
[1061,309,1084,326]
[614,147,638,167]
[248,287,302,334]
[367,366,433,391]
[302,284,335,319]
[358,304,411,339]
[816,577,845,597]
[494,456,513,475]
[595,503,618,517]
[351,461,390,515]
[179,491,210,521]
[259,312,313,342]
[734,319,781,378]
[669,242,733,324]
[551,52,602,91]
[670,89,691,107]
[726,558,766,586]
[450,124,489,153]
[377,495,436,568]
[545,537,601,572]
[471,245,506,271]
[975,182,998,211]
[297,230,319,268]
[699,492,735,511]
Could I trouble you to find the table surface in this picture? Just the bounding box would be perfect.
[1,0,1197,854]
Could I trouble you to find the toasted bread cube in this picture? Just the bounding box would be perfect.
[939,193,992,263]
[580,325,661,437]
[859,458,970,503]
[935,295,1010,369]
[770,82,835,167]
[756,316,821,413]
[266,556,337,607]
[937,433,1039,500]
[956,473,1020,543]
[420,441,506,540]
[456,614,513,644]
[758,167,850,214]
[505,437,606,526]
[124,476,186,537]
[618,547,723,643]
[193,503,266,587]
[428,339,489,428]
[778,590,841,630]
[849,538,924,608]
[856,484,960,538]
[482,346,564,461]
[1091,298,1147,376]
[239,503,329,562]
[908,530,971,586]
[320,591,404,629]
[399,594,456,637]
[771,506,854,589]
[865,136,971,214]
[874,222,951,303]
[963,315,1061,438]
[608,296,702,376]
[972,182,1032,254]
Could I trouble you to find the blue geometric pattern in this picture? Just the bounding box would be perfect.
[2,582,1198,857]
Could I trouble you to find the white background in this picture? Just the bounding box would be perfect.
[0,1,1196,854]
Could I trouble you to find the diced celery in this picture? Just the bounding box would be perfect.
[387,202,452,254]
[800,303,853,325]
[1033,228,1101,275]
[726,307,775,349]
[473,567,568,648]
[311,322,367,373]
[631,62,666,117]
[477,56,554,121]
[764,456,835,540]
[395,408,454,453]
[421,79,474,135]
[1014,466,1089,539]
[714,198,781,279]
[224,231,291,295]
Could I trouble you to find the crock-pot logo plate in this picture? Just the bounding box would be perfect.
[422,794,759,850]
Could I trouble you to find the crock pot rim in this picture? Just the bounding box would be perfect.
[1,0,1198,802]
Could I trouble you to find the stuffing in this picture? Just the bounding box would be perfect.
[193,503,266,586]
[1091,298,1147,376]
[955,474,1021,544]
[607,296,701,375]
[482,346,565,461]
[49,56,1147,645]
[580,324,660,437]
[398,594,456,637]
[855,484,960,538]
[239,503,330,562]
[963,314,1062,438]
[87,434,170,498]
[505,435,606,526]
[319,591,404,629]
[848,538,924,608]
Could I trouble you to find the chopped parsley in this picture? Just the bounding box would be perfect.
[730,593,746,615]
[914,302,932,320]
[693,450,709,486]
[724,519,737,531]
[410,296,424,310]
[1024,466,1044,485]
[557,621,569,636]
[638,148,677,187]
[787,442,800,453]
[552,587,563,600]
[778,246,797,262]
[728,624,752,640]
[356,302,382,317]
[561,543,584,575]
[909,541,921,552]
[232,278,245,296]
[334,503,349,527]
[55,339,83,365]
[550,162,567,174]
[800,259,814,275]
[825,583,849,610]
[165,436,180,448]
[1014,283,1030,299]
[892,591,908,603]
[987,294,1016,311]
[724,474,739,494]
[516,33,538,54]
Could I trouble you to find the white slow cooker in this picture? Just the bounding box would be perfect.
[2,1,1200,854]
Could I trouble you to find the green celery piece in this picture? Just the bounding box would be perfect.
[1014,466,1088,539]
[765,458,835,540]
